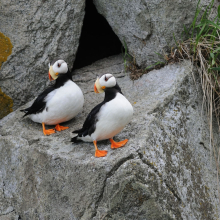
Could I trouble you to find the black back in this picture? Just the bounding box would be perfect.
[72,83,122,138]
[21,70,72,117]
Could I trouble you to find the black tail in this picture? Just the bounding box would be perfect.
[71,135,82,143]
[72,127,88,143]
[20,109,29,118]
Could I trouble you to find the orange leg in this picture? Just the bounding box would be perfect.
[110,138,128,149]
[93,141,108,157]
[55,124,69,131]
[42,123,55,136]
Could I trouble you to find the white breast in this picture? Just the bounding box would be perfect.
[30,80,84,125]
[91,93,133,141]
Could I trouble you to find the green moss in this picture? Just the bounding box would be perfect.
[0,87,13,119]
[0,32,13,68]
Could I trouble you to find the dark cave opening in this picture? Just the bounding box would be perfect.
[72,0,123,70]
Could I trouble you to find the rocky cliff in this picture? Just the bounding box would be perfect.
[94,0,215,67]
[0,0,85,113]
[0,0,216,114]
[0,56,219,219]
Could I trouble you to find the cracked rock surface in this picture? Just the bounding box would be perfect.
[0,56,220,219]
[94,0,216,67]
[1,0,217,110]
[0,0,85,109]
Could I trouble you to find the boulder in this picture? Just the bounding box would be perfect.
[93,0,216,67]
[0,55,219,219]
[0,0,85,111]
[1,0,217,117]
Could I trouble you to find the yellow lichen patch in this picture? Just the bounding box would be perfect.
[0,32,13,68]
[0,87,13,119]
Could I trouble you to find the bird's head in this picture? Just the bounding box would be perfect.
[48,59,68,81]
[94,73,116,93]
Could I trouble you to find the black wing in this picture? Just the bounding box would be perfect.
[72,84,121,138]
[20,87,55,117]
[72,101,105,137]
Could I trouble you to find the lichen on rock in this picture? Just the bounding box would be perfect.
[0,32,13,119]
[0,87,13,119]
[0,32,13,68]
[0,0,85,111]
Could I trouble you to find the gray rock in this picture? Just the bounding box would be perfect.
[0,0,85,109]
[0,212,19,220]
[1,0,217,113]
[0,56,220,219]
[93,0,217,67]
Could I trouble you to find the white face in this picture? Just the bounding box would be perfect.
[52,60,68,74]
[99,74,116,88]
[94,73,116,93]
[49,60,68,80]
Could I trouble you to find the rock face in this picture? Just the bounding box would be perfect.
[0,55,219,219]
[93,0,215,67]
[0,0,217,115]
[0,0,85,110]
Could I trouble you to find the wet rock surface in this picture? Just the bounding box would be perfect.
[0,56,219,219]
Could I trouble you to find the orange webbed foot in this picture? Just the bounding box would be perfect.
[43,129,56,136]
[93,140,108,157]
[110,139,128,149]
[95,150,108,157]
[55,124,69,131]
[42,123,55,136]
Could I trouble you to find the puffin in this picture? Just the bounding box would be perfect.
[71,73,133,157]
[21,59,84,135]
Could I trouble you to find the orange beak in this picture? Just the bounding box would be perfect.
[94,83,99,93]
[48,71,52,81]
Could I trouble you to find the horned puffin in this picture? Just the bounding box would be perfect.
[71,73,133,157]
[21,59,84,135]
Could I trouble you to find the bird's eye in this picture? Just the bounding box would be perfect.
[105,75,112,81]
[58,63,61,67]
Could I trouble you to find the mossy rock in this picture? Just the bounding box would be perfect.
[0,32,13,68]
[0,32,13,119]
[0,88,13,119]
